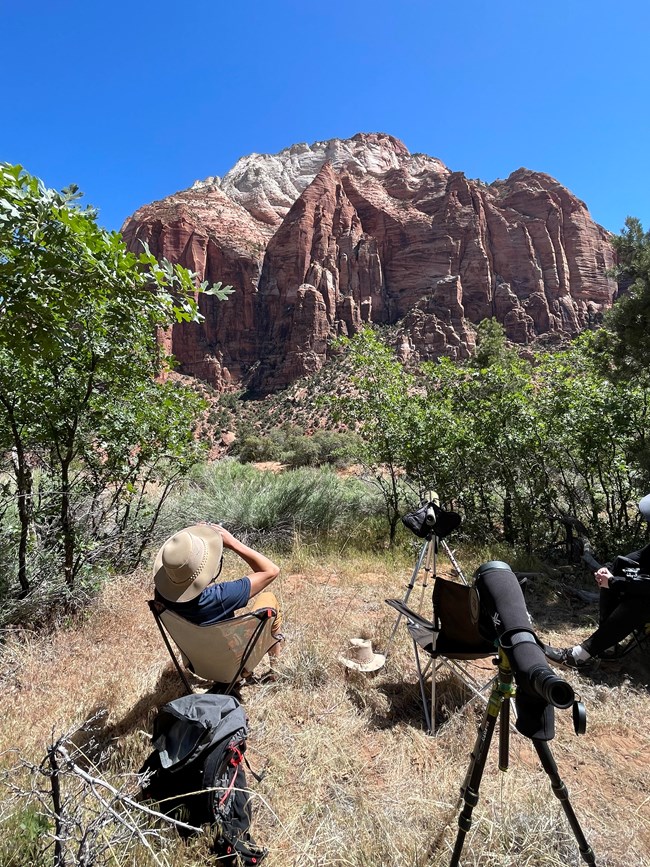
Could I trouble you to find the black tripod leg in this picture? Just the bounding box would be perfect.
[449,695,502,867]
[532,739,597,866]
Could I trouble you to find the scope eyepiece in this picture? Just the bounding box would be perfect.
[527,665,574,709]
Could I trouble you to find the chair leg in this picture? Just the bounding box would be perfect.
[150,607,195,695]
[430,657,436,736]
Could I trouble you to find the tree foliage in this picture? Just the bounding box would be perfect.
[333,322,650,558]
[596,217,650,382]
[0,164,233,606]
[326,329,420,543]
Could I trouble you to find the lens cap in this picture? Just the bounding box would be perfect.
[572,700,587,735]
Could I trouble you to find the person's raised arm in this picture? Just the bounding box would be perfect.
[212,525,279,597]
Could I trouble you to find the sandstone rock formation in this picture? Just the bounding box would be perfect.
[121,133,617,394]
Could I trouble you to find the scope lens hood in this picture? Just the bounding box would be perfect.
[573,700,587,735]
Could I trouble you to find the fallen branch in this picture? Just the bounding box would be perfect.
[54,744,202,835]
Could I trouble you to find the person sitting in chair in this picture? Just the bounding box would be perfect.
[545,495,650,669]
[153,522,284,665]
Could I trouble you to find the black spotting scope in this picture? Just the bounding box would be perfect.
[474,560,574,740]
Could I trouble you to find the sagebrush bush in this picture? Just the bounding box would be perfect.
[154,460,384,550]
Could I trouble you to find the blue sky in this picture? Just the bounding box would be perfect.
[3,1,649,234]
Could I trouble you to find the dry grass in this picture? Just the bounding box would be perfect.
[1,544,650,866]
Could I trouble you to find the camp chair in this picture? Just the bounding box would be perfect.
[148,599,278,695]
[386,577,496,734]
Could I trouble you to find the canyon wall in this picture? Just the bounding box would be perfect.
[121,133,616,394]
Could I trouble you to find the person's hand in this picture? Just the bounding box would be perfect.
[214,524,237,549]
[595,567,613,589]
[200,521,237,549]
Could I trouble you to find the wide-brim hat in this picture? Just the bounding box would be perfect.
[154,524,223,603]
[338,638,386,672]
[639,494,650,521]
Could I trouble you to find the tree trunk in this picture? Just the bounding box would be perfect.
[503,491,515,545]
[12,450,33,597]
[60,457,75,589]
[8,434,34,597]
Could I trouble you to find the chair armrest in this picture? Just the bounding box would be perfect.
[385,598,434,630]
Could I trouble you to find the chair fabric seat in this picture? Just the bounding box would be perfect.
[149,600,278,694]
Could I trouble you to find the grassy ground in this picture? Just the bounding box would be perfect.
[1,542,649,866]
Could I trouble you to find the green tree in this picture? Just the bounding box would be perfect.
[531,339,650,556]
[420,341,543,548]
[0,164,233,599]
[472,316,519,369]
[596,217,650,382]
[326,329,418,544]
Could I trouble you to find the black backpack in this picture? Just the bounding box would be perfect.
[139,693,267,865]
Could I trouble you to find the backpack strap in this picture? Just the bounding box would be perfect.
[244,753,264,784]
[202,732,247,817]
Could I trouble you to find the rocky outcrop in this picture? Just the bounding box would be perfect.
[121,133,617,394]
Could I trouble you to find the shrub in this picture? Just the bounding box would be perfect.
[234,426,362,470]
[154,460,383,550]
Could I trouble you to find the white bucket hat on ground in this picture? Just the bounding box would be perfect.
[338,637,386,672]
[154,524,223,603]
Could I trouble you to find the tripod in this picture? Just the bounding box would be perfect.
[384,533,469,659]
[449,647,597,867]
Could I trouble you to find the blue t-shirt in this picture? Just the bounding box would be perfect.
[157,576,252,625]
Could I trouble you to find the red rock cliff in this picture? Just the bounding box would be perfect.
[120,133,616,394]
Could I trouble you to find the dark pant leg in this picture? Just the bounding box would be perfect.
[582,592,650,656]
[598,587,619,623]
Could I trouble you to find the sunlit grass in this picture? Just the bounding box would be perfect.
[1,539,649,865]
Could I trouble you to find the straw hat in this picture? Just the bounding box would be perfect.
[154,524,223,603]
[338,638,386,672]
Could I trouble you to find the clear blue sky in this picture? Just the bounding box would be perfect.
[3,0,649,235]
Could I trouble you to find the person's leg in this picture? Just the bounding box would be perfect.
[598,586,619,624]
[546,586,650,667]
[582,596,650,657]
[250,590,284,657]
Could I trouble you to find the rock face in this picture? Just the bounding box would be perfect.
[121,133,617,394]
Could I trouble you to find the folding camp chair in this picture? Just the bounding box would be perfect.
[148,599,279,695]
[386,577,496,734]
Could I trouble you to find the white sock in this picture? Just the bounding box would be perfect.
[572,645,591,662]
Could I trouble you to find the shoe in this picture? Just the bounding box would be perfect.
[544,645,588,669]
